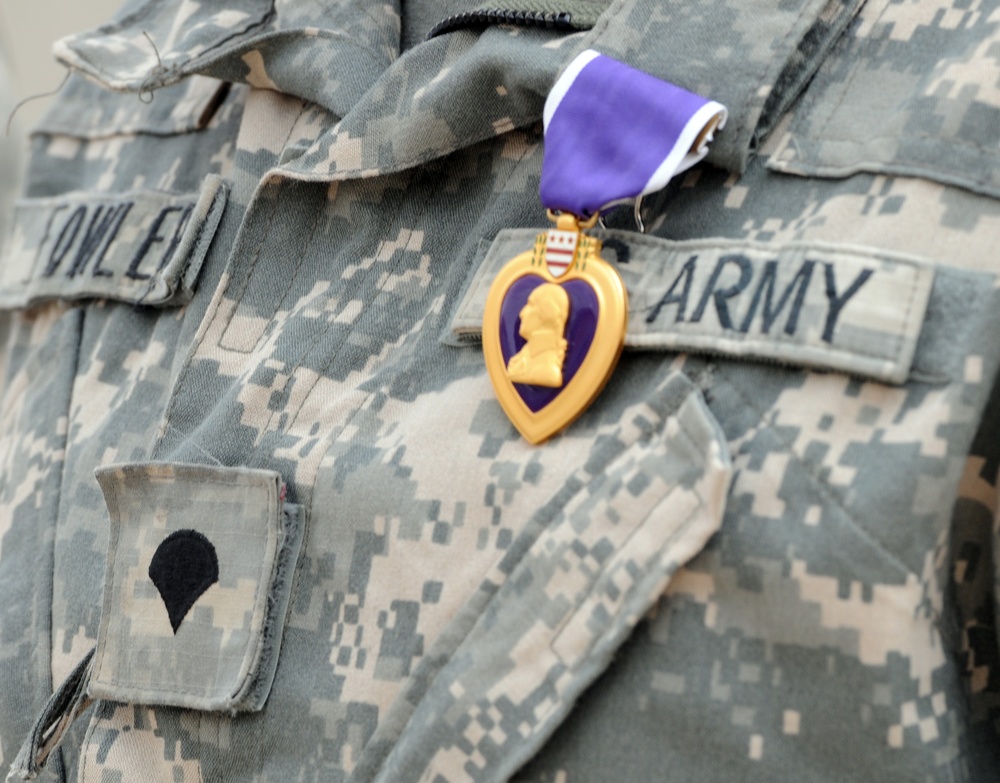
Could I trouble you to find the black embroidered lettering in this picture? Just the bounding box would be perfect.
[66,206,108,278]
[126,206,184,281]
[34,205,68,268]
[42,206,86,277]
[646,255,697,324]
[67,203,131,278]
[739,260,815,335]
[156,204,195,272]
[690,254,753,330]
[822,263,873,343]
[92,203,134,278]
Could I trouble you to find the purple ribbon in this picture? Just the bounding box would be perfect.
[540,51,727,217]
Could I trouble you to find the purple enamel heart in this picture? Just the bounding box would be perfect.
[499,275,599,413]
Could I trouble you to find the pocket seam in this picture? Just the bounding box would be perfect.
[549,406,716,663]
[714,364,917,581]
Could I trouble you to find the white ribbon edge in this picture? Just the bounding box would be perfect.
[641,101,728,197]
[543,49,601,131]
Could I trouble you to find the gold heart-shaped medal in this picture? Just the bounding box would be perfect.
[483,212,628,444]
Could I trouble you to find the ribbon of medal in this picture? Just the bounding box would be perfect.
[483,50,727,444]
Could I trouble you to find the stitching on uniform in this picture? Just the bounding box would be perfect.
[727,0,816,161]
[550,483,696,660]
[346,1,402,57]
[41,308,85,779]
[260,183,327,333]
[633,323,907,364]
[806,8,884,148]
[67,24,389,87]
[288,121,534,181]
[782,135,1000,191]
[197,714,206,783]
[158,421,227,466]
[232,477,280,702]
[252,195,327,439]
[218,123,302,345]
[712,365,917,580]
[889,261,920,363]
[809,131,1000,159]
[62,4,273,83]
[151,175,275,456]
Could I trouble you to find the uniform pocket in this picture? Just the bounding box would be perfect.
[768,0,1000,198]
[52,0,274,94]
[0,68,245,311]
[351,370,733,783]
[588,0,868,173]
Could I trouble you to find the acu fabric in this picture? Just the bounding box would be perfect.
[0,46,19,242]
[1,0,1000,781]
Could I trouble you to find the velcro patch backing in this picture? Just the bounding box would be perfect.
[0,175,227,309]
[451,230,935,384]
[91,462,304,712]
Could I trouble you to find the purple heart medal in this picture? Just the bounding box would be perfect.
[483,50,728,444]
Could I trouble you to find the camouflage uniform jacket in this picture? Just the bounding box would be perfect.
[1,0,999,780]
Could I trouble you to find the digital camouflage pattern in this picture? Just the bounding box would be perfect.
[0,0,998,781]
[0,45,18,246]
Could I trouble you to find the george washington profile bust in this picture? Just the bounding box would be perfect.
[506,283,570,388]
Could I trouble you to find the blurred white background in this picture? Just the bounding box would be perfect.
[1,0,122,194]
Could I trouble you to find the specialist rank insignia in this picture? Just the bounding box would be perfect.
[483,49,727,444]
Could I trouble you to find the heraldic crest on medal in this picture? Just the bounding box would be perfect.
[483,50,727,445]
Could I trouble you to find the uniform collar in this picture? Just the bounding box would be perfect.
[53,0,824,182]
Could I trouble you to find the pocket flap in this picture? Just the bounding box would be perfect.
[766,0,1000,200]
[362,372,731,783]
[53,0,273,93]
[35,73,231,139]
[90,462,305,712]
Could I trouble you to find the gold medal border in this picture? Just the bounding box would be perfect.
[483,243,628,445]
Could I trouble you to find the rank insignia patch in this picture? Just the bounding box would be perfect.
[148,529,220,634]
[483,212,628,444]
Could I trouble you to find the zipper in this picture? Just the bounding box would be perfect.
[427,8,574,39]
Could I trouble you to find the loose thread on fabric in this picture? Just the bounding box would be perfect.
[139,30,165,104]
[5,70,70,137]
[160,421,227,467]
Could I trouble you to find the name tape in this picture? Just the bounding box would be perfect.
[0,175,227,309]
[451,230,935,384]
